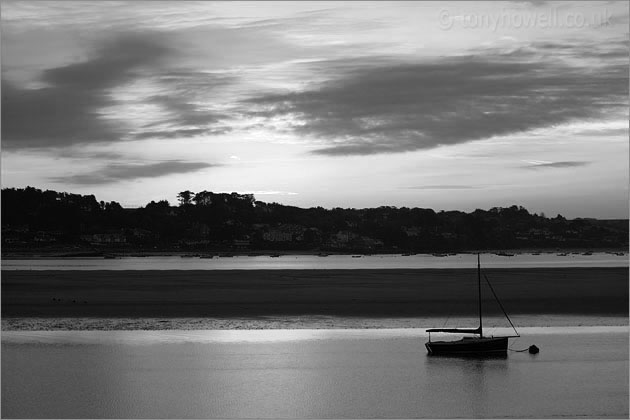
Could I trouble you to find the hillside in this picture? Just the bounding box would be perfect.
[2,187,627,255]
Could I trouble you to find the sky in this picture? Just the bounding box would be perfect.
[1,1,628,218]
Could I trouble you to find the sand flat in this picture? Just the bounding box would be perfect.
[2,267,627,318]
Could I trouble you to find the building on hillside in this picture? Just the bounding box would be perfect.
[81,233,127,245]
[263,224,306,242]
[404,226,422,237]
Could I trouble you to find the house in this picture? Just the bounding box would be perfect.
[232,239,251,249]
[404,226,422,237]
[81,233,127,244]
[263,224,306,242]
[34,231,57,243]
[335,230,357,243]
[263,230,294,242]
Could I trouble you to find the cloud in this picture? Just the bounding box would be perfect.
[523,160,591,169]
[132,86,234,140]
[1,78,121,149]
[515,38,629,61]
[54,150,126,160]
[510,0,550,6]
[244,190,298,196]
[2,32,231,149]
[243,43,628,156]
[43,32,172,90]
[405,185,478,190]
[50,160,216,185]
[133,127,228,140]
[2,33,168,149]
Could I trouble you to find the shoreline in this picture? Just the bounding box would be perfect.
[2,248,627,259]
[2,314,628,331]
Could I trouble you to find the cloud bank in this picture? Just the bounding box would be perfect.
[245,41,628,156]
[523,160,591,169]
[50,160,215,185]
[2,32,230,149]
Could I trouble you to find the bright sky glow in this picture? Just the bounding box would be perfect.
[1,1,628,218]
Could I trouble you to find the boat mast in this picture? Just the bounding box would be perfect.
[478,253,483,337]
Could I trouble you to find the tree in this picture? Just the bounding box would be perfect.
[177,190,194,206]
[146,200,170,211]
[105,201,123,212]
[193,191,213,206]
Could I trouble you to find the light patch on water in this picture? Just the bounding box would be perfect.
[2,326,627,345]
[3,328,627,418]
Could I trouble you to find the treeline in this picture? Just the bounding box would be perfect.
[1,186,628,253]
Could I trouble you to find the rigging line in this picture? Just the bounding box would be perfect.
[441,311,451,328]
[440,291,455,328]
[482,273,520,337]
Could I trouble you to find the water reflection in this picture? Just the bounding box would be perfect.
[424,352,510,417]
[2,331,627,418]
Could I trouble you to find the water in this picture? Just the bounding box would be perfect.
[2,328,628,418]
[1,252,627,270]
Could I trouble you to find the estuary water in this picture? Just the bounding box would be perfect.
[1,251,627,270]
[2,327,628,418]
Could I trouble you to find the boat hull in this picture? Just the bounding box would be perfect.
[425,336,509,356]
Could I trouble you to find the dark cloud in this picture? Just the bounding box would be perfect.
[50,160,216,185]
[133,87,234,140]
[42,33,171,90]
[133,127,225,140]
[2,33,168,149]
[55,150,126,160]
[516,38,629,60]
[2,79,122,148]
[2,32,230,149]
[244,44,628,156]
[524,161,591,169]
[573,127,629,137]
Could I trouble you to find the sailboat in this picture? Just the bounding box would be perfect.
[425,253,519,356]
